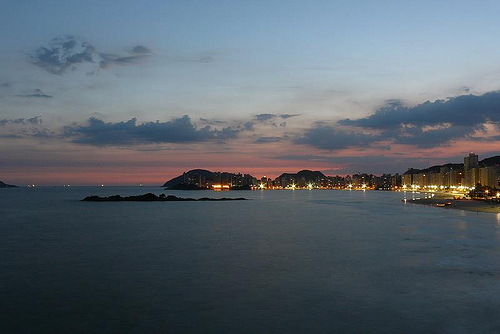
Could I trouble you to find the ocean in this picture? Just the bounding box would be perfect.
[1,187,500,333]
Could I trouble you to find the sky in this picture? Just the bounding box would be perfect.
[1,0,500,185]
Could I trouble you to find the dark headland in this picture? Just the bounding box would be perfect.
[82,193,247,202]
[162,168,325,190]
[163,169,254,190]
[0,180,17,188]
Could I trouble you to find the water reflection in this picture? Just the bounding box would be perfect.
[2,187,500,333]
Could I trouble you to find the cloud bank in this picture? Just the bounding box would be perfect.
[340,92,500,129]
[297,91,500,150]
[294,126,378,150]
[64,115,241,146]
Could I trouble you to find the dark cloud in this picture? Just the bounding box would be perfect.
[0,117,45,139]
[384,124,477,147]
[1,82,12,88]
[255,136,282,143]
[339,91,500,129]
[198,118,256,135]
[99,45,152,69]
[249,113,298,129]
[254,113,276,121]
[64,115,240,146]
[280,114,300,119]
[130,45,151,55]
[0,116,42,126]
[294,125,378,150]
[254,113,299,122]
[217,126,240,140]
[243,122,254,131]
[31,36,152,74]
[199,118,227,125]
[294,92,500,150]
[15,88,52,98]
[31,36,95,74]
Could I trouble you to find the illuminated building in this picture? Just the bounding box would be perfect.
[464,153,479,172]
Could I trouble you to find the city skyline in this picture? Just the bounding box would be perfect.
[158,152,499,190]
[1,1,500,185]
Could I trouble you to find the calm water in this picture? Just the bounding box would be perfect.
[1,187,500,333]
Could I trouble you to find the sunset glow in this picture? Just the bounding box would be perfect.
[1,1,499,185]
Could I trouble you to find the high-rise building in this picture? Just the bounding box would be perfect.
[391,173,401,188]
[465,168,480,187]
[464,153,479,187]
[479,167,500,188]
[449,169,464,187]
[464,153,479,171]
[402,168,420,187]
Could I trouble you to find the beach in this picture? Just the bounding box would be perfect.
[405,196,500,213]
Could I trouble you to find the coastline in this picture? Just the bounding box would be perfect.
[404,197,500,213]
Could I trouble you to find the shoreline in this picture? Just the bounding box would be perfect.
[404,197,500,213]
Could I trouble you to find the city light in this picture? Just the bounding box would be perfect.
[156,152,498,193]
[212,184,230,190]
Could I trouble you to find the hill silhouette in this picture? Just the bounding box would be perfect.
[0,180,17,188]
[276,170,326,180]
[480,155,500,167]
[163,169,255,189]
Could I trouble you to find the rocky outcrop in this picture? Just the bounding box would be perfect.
[82,193,247,202]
